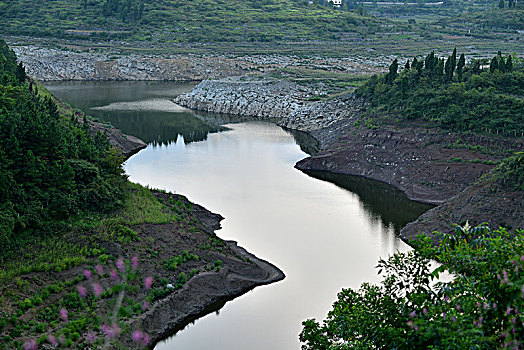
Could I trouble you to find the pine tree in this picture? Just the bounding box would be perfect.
[404,59,410,70]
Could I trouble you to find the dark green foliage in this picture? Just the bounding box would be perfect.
[386,58,398,84]
[0,0,376,43]
[356,51,524,137]
[0,39,126,253]
[300,224,524,349]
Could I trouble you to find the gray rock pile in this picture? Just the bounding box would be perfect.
[12,46,246,81]
[174,77,364,132]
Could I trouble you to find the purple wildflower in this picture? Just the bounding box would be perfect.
[409,311,416,318]
[93,283,102,297]
[132,256,139,270]
[422,308,428,316]
[77,285,87,298]
[132,330,144,343]
[116,258,125,273]
[142,333,151,346]
[451,316,457,322]
[48,334,57,346]
[141,301,149,311]
[110,269,118,281]
[144,276,153,289]
[95,264,104,275]
[506,307,512,316]
[86,332,96,344]
[83,270,92,280]
[59,308,68,321]
[101,323,121,340]
[502,270,509,284]
[23,339,37,350]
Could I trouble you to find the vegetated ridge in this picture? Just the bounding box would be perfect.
[0,39,284,349]
[297,49,524,241]
[0,0,380,43]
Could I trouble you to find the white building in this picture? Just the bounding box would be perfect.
[330,0,342,7]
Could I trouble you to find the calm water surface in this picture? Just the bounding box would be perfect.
[46,81,432,350]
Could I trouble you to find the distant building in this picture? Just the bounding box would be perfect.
[330,0,342,7]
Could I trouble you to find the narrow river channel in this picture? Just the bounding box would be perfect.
[45,81,432,350]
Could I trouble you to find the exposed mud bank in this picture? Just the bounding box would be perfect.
[176,77,524,242]
[297,120,524,242]
[123,196,285,348]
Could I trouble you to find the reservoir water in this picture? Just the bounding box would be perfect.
[45,81,432,350]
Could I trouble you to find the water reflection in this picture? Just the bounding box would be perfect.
[301,170,434,234]
[44,81,431,350]
[45,81,228,146]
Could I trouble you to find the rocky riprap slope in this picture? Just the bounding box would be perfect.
[174,77,364,132]
[12,46,247,81]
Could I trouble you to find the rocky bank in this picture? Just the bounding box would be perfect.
[13,46,248,81]
[176,77,524,242]
[174,76,365,132]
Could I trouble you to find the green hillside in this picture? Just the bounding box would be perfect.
[0,0,380,42]
[356,50,524,137]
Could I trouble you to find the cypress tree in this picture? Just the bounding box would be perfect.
[405,59,410,70]
[450,48,457,79]
[490,56,499,73]
[387,58,398,84]
[506,55,513,72]
[457,53,465,81]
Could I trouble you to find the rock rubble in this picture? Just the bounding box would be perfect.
[12,46,247,81]
[174,77,364,132]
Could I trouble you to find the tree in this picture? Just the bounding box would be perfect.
[300,224,524,350]
[506,55,513,72]
[499,0,505,8]
[386,58,398,84]
[456,53,465,81]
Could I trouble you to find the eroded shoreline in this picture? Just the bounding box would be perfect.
[173,77,524,244]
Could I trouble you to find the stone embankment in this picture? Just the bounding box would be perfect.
[174,77,364,132]
[12,46,248,81]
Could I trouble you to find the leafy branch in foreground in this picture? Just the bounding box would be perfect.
[300,224,524,349]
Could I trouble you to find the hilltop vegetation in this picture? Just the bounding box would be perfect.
[356,50,524,137]
[0,39,282,349]
[0,0,379,42]
[0,40,126,252]
[437,4,524,32]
